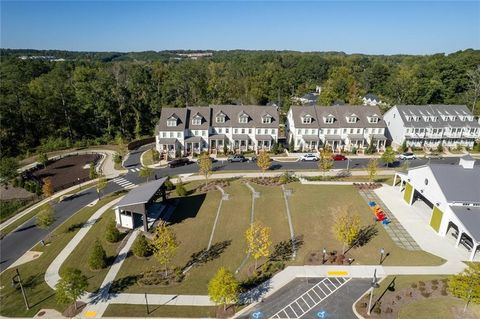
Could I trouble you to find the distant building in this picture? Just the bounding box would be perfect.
[176,52,213,60]
[362,94,381,106]
[383,104,480,150]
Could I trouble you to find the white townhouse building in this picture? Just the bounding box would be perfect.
[383,104,480,150]
[393,155,480,261]
[155,105,279,157]
[286,105,387,152]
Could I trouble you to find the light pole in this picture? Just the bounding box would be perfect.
[12,268,29,310]
[379,248,385,264]
[367,269,379,315]
[322,248,327,264]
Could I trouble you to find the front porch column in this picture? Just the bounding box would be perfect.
[470,243,478,261]
[393,173,398,187]
[142,211,148,231]
[455,231,463,247]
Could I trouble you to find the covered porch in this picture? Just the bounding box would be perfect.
[255,135,273,151]
[324,135,343,152]
[301,135,320,151]
[347,134,366,150]
[232,134,253,152]
[158,138,180,160]
[115,178,168,232]
[448,206,480,261]
[209,134,228,154]
[184,136,205,156]
[372,134,387,151]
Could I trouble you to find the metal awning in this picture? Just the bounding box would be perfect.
[450,206,480,243]
[232,134,250,140]
[116,178,168,208]
[372,134,387,140]
[209,134,227,140]
[348,134,365,141]
[255,135,273,141]
[184,136,203,143]
[158,138,178,145]
[324,135,342,141]
[302,135,320,142]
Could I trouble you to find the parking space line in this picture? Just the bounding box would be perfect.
[309,289,322,301]
[326,278,338,288]
[314,286,327,297]
[289,305,300,317]
[296,299,308,312]
[304,294,316,306]
[322,282,333,292]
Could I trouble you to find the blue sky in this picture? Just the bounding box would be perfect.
[1,1,479,54]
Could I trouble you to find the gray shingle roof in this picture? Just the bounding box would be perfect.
[290,105,386,129]
[210,105,279,128]
[156,108,188,133]
[395,105,480,129]
[429,163,480,203]
[449,206,480,242]
[116,178,168,208]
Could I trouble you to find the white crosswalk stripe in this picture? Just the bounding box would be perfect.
[129,168,141,172]
[112,177,135,188]
[270,277,351,319]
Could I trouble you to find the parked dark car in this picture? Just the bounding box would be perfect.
[332,154,347,161]
[168,158,191,168]
[227,154,247,163]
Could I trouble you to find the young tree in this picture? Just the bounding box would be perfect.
[89,162,97,179]
[37,152,48,168]
[0,157,18,185]
[400,140,408,153]
[151,224,178,276]
[138,166,153,182]
[150,148,160,163]
[448,263,480,312]
[332,208,361,254]
[105,218,121,243]
[42,177,54,197]
[88,239,107,270]
[36,204,56,241]
[288,139,295,152]
[96,175,107,199]
[319,148,333,177]
[132,234,152,257]
[366,158,378,182]
[55,268,88,311]
[381,146,396,167]
[208,267,240,311]
[256,150,271,177]
[467,65,480,115]
[245,221,272,269]
[198,153,212,187]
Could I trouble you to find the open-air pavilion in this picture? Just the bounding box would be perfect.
[115,177,168,231]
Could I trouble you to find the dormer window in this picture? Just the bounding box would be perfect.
[216,116,225,123]
[414,116,420,122]
[167,117,177,127]
[239,115,248,123]
[262,115,272,124]
[406,116,412,122]
[368,116,379,124]
[347,116,357,123]
[431,116,437,122]
[324,116,335,124]
[192,118,202,125]
[450,116,456,121]
[302,115,312,124]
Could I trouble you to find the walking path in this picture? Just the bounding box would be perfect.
[44,196,124,289]
[281,185,297,258]
[206,186,229,251]
[358,188,421,251]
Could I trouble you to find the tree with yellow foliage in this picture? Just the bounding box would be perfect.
[319,147,333,177]
[332,207,361,254]
[256,150,271,177]
[245,221,272,269]
[208,267,239,311]
[366,158,378,182]
[42,177,54,197]
[198,152,212,187]
[151,224,178,276]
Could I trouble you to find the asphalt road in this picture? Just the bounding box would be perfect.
[239,277,371,319]
[0,149,468,272]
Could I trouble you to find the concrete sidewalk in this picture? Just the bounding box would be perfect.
[44,196,124,289]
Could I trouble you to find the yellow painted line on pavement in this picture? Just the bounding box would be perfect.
[85,311,97,317]
[327,271,348,276]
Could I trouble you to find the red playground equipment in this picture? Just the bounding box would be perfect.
[368,201,390,224]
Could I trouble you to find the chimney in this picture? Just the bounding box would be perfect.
[459,154,475,169]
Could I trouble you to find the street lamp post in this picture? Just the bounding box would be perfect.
[322,248,327,264]
[347,158,350,171]
[379,248,385,264]
[12,268,29,310]
[367,269,379,315]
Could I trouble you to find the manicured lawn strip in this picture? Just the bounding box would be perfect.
[141,149,157,166]
[103,304,217,317]
[0,193,124,318]
[287,184,444,266]
[399,297,480,318]
[301,175,395,184]
[113,186,222,294]
[59,210,121,292]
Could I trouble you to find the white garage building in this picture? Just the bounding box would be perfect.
[393,155,480,261]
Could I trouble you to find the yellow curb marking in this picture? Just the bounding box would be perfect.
[85,311,97,317]
[327,271,348,276]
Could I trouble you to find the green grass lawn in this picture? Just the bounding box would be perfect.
[103,304,218,317]
[286,184,444,266]
[141,149,159,166]
[0,193,124,318]
[399,297,480,319]
[59,210,122,292]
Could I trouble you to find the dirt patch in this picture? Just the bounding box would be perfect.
[32,154,100,191]
[0,185,35,200]
[62,301,86,317]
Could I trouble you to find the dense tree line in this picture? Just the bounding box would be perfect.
[1,49,479,158]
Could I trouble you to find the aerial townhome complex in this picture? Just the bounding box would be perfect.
[286,105,387,152]
[383,104,480,150]
[155,105,279,157]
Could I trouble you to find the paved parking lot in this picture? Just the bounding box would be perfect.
[239,277,371,319]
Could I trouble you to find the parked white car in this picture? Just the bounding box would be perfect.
[300,153,319,161]
[399,152,417,160]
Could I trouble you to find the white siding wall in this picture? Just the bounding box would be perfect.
[384,107,405,148]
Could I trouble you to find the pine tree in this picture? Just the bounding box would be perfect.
[88,239,107,270]
[132,234,152,257]
[105,218,121,243]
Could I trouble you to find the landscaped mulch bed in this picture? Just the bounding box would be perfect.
[32,154,100,191]
[0,185,35,200]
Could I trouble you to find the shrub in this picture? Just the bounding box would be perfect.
[431,279,439,285]
[359,302,367,308]
[418,281,425,286]
[175,183,187,196]
[386,307,393,314]
[105,218,121,243]
[421,292,431,298]
[411,283,418,289]
[88,239,107,270]
[132,234,152,257]
[373,306,381,314]
[432,285,438,290]
[113,153,122,164]
[164,179,175,191]
[396,295,402,301]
